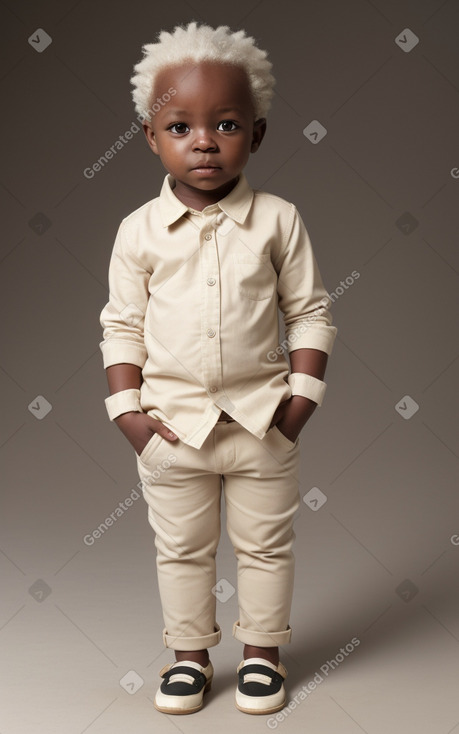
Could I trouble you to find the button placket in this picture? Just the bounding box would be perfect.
[200,222,223,398]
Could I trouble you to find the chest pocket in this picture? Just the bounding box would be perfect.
[233,253,277,300]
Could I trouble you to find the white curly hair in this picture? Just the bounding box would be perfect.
[130,21,275,120]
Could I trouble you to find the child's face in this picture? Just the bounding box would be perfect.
[142,61,266,204]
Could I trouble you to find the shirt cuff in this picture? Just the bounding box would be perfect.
[288,373,327,406]
[99,340,148,369]
[104,389,143,421]
[285,325,338,355]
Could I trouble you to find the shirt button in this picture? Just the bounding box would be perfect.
[209,386,218,393]
[207,277,216,286]
[206,328,216,338]
[204,233,212,241]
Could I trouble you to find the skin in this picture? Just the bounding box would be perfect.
[106,61,328,668]
[141,60,266,210]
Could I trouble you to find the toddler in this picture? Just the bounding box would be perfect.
[99,21,337,716]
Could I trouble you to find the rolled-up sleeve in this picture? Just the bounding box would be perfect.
[99,219,150,369]
[275,205,337,355]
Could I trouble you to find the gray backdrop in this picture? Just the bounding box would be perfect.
[1,1,458,732]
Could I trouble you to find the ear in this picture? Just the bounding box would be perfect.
[251,118,267,153]
[142,122,160,155]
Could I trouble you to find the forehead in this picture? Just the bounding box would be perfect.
[152,61,254,115]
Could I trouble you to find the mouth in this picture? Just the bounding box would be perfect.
[191,163,221,172]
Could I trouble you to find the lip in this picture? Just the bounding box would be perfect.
[191,163,221,171]
[191,167,222,175]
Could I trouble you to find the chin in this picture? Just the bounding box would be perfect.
[193,179,225,189]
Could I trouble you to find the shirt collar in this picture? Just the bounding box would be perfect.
[158,172,254,227]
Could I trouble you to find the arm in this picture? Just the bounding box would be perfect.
[104,363,177,451]
[271,205,337,442]
[106,363,143,394]
[99,221,177,451]
[275,206,337,357]
[272,348,328,441]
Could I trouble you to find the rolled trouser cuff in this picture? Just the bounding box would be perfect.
[232,620,292,646]
[162,623,221,651]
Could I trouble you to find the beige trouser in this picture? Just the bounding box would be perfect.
[135,417,301,651]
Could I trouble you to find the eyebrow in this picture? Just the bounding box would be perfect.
[163,107,245,117]
[163,109,188,116]
[214,107,245,114]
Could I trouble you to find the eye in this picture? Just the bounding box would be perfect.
[217,120,238,132]
[168,123,189,134]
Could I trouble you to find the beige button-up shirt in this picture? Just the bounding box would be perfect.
[99,173,338,449]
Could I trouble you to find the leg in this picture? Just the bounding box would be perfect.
[243,643,279,666]
[223,422,301,654]
[175,648,209,665]
[135,433,222,652]
[222,423,300,714]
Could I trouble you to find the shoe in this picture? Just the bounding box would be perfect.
[235,657,288,715]
[154,659,213,714]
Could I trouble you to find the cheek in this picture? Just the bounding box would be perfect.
[156,137,186,160]
[224,136,251,156]
[231,139,253,164]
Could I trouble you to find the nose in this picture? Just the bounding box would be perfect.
[192,128,218,151]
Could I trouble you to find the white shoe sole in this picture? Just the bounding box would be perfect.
[154,677,212,715]
[235,686,286,715]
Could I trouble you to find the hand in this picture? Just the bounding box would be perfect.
[268,399,290,430]
[270,395,318,443]
[114,412,178,456]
